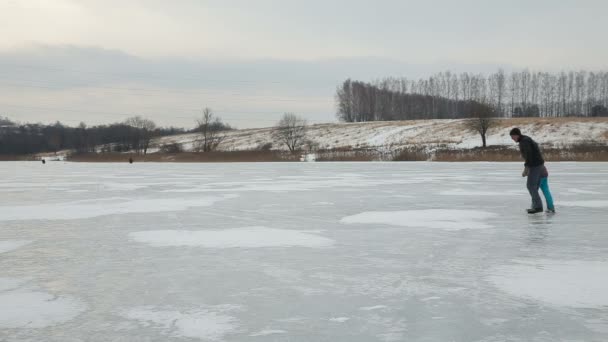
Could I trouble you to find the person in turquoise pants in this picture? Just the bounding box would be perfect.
[539,165,555,213]
[523,164,555,213]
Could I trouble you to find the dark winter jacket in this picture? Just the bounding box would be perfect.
[518,135,545,167]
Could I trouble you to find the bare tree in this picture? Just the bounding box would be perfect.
[196,108,226,152]
[274,113,307,152]
[124,115,156,155]
[466,100,497,148]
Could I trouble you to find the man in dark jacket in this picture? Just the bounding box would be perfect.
[510,127,545,214]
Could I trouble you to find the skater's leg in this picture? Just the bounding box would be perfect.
[540,177,555,211]
[527,166,543,210]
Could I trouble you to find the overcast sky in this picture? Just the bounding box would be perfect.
[1,0,607,128]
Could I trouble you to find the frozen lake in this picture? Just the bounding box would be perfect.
[1,161,607,341]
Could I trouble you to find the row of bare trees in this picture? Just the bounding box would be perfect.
[336,70,608,122]
[194,109,309,153]
[120,109,307,155]
[2,108,309,155]
[122,109,233,154]
[0,115,186,155]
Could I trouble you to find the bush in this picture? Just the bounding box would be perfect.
[160,142,183,153]
[256,142,273,151]
[393,147,429,161]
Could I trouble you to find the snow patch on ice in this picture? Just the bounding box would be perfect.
[249,329,287,336]
[130,227,334,248]
[559,200,608,208]
[566,188,601,194]
[487,260,608,308]
[312,201,334,206]
[359,305,388,311]
[0,240,32,253]
[440,189,518,196]
[101,182,147,191]
[0,278,29,292]
[0,195,238,221]
[329,317,350,323]
[0,289,86,328]
[341,209,497,230]
[163,176,428,193]
[122,306,239,340]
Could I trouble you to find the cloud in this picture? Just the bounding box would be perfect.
[0,45,512,128]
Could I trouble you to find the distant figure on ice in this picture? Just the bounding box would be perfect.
[41,159,46,164]
[129,157,133,164]
[510,127,549,214]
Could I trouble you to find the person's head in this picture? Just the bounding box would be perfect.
[509,127,522,142]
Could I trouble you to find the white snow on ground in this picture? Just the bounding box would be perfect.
[0,240,32,253]
[149,118,608,152]
[249,329,288,336]
[0,195,237,221]
[558,200,608,208]
[0,279,86,328]
[487,260,608,308]
[340,209,497,230]
[129,227,334,248]
[121,306,239,340]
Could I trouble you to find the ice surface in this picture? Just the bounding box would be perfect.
[329,317,350,323]
[249,329,287,336]
[0,278,28,292]
[341,209,497,230]
[0,195,237,221]
[559,200,608,208]
[0,278,86,329]
[487,260,608,308]
[122,306,239,340]
[0,240,31,254]
[1,161,607,341]
[359,305,388,311]
[130,227,334,248]
[439,189,519,196]
[566,188,601,195]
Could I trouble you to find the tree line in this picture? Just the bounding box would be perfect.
[0,116,190,155]
[336,70,608,122]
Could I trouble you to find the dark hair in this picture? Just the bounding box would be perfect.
[509,128,522,136]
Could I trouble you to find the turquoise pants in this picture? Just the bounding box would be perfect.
[540,177,554,210]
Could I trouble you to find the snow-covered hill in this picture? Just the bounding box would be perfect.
[151,118,608,153]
